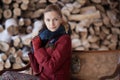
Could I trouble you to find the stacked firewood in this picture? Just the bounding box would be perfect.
[0,0,120,71]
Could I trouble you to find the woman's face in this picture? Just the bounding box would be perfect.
[44,11,62,32]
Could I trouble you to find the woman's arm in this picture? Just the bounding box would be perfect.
[28,53,39,74]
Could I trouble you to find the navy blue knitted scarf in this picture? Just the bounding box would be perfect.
[40,25,67,47]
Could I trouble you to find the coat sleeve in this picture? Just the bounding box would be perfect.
[28,52,40,74]
[34,35,71,74]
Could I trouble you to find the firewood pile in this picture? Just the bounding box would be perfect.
[0,0,120,72]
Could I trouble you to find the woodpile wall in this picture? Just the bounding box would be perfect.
[0,0,120,72]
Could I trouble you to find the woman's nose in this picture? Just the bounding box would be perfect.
[50,20,54,26]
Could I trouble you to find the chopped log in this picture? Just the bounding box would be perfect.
[95,4,105,12]
[88,35,99,43]
[12,57,25,69]
[13,8,21,16]
[36,3,47,9]
[66,3,74,12]
[22,0,29,4]
[101,26,110,35]
[77,0,86,6]
[3,9,12,19]
[75,46,85,50]
[12,36,21,47]
[72,38,82,48]
[18,18,24,26]
[0,55,4,70]
[1,53,7,61]
[48,0,58,3]
[107,10,120,27]
[4,59,11,69]
[5,18,18,35]
[21,47,29,62]
[9,47,16,55]
[71,8,80,14]
[99,31,107,40]
[80,6,96,14]
[109,34,118,43]
[31,9,44,18]
[99,46,109,50]
[12,63,22,69]
[73,1,81,8]
[89,26,95,35]
[15,0,22,4]
[111,21,120,27]
[39,0,47,3]
[79,19,94,28]
[7,26,19,35]
[16,49,23,57]
[61,6,70,17]
[80,31,88,40]
[68,11,101,21]
[91,0,101,3]
[20,34,32,46]
[0,61,4,71]
[68,21,77,30]
[111,28,120,34]
[90,43,99,49]
[81,39,90,49]
[2,0,12,4]
[109,2,118,9]
[75,24,87,33]
[20,3,28,10]
[108,42,117,50]
[93,19,103,27]
[0,41,9,52]
[75,26,86,33]
[16,57,23,64]
[102,39,110,46]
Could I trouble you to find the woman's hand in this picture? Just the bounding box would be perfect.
[31,36,41,51]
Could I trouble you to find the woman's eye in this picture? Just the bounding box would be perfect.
[54,18,58,21]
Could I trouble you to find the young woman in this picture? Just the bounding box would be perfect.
[1,4,72,80]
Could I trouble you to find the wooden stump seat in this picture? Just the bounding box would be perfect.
[71,50,120,80]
